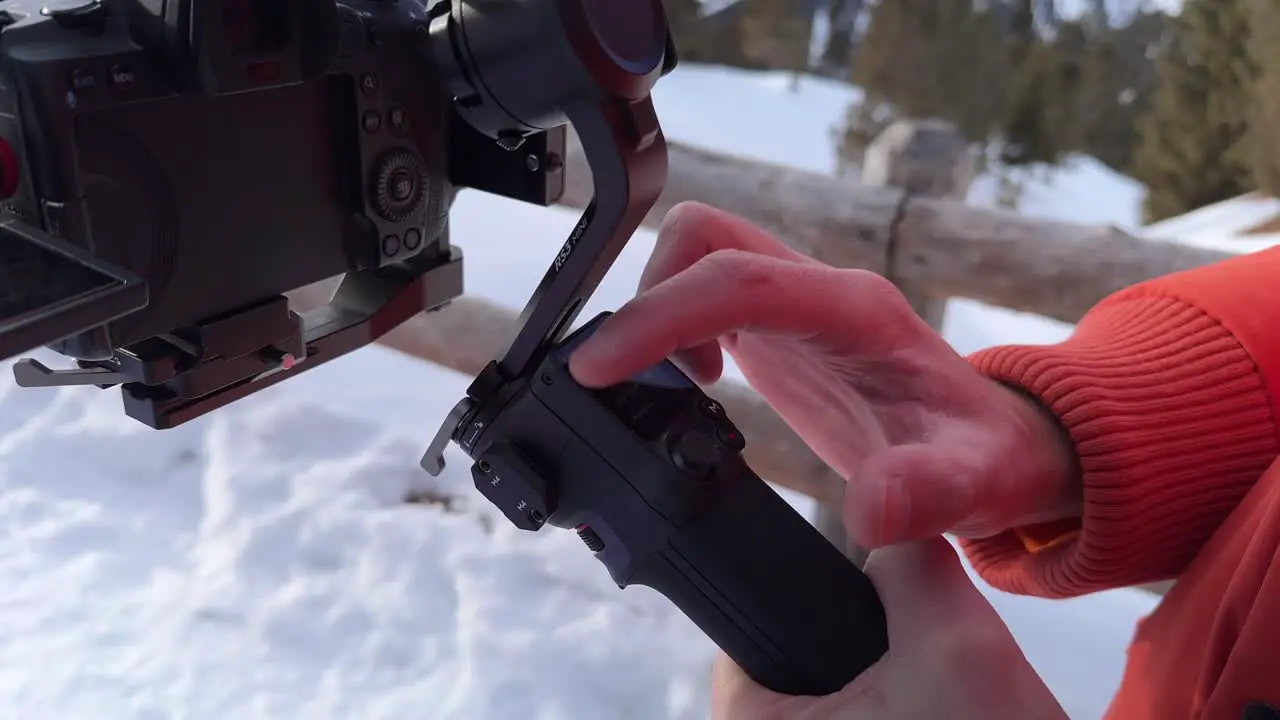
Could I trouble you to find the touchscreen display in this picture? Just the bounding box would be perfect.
[0,221,145,360]
[0,231,117,325]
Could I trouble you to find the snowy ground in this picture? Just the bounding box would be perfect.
[0,64,1182,719]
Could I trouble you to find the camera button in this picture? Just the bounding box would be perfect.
[388,106,407,131]
[108,64,134,90]
[362,110,382,133]
[404,228,422,251]
[360,72,380,96]
[69,67,96,92]
[381,234,401,258]
[699,398,724,418]
[388,170,415,202]
[372,149,426,222]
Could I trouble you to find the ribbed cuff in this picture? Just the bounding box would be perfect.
[957,295,1278,598]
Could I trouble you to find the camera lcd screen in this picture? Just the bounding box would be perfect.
[221,0,291,56]
[0,222,146,360]
[1,232,114,322]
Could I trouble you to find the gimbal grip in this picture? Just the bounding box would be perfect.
[633,460,889,697]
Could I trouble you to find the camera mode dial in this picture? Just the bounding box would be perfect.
[371,148,427,223]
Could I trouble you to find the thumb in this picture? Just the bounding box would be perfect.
[860,536,996,649]
[843,538,1067,719]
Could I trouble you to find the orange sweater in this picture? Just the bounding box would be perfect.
[958,245,1280,719]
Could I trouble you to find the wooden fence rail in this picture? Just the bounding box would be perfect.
[560,126,1232,323]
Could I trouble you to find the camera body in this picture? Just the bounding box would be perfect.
[0,0,564,425]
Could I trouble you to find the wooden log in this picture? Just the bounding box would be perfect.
[286,282,848,506]
[558,129,1234,324]
[893,200,1233,322]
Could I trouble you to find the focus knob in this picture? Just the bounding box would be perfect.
[371,149,426,222]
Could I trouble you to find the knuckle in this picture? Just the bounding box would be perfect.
[701,248,776,291]
[838,268,938,340]
[844,269,910,308]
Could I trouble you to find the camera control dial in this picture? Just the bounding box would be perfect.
[371,148,427,223]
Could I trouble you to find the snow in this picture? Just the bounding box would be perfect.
[651,65,862,177]
[0,62,1168,719]
[967,154,1147,230]
[1140,192,1280,256]
[0,346,714,720]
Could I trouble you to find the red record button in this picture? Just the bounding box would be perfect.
[717,425,745,452]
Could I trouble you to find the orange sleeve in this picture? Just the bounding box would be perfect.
[955,245,1280,598]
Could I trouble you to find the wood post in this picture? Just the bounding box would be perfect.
[812,119,977,566]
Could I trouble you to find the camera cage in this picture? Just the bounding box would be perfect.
[0,0,578,428]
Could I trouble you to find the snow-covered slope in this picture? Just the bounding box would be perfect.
[1141,192,1280,255]
[967,154,1147,231]
[0,63,1162,719]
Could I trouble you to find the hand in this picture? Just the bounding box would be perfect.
[710,536,1068,720]
[568,201,1081,549]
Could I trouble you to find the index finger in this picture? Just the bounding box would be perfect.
[569,249,908,388]
[640,201,820,295]
[637,203,824,384]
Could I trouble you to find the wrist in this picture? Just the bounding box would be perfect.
[998,381,1083,526]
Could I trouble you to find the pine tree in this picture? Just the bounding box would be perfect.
[739,0,813,74]
[1131,0,1258,223]
[662,0,703,56]
[1244,0,1280,195]
[1075,11,1168,173]
[1001,43,1062,165]
[661,0,705,61]
[851,0,1009,144]
[820,0,865,76]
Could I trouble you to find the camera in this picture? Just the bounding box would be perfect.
[0,0,567,427]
